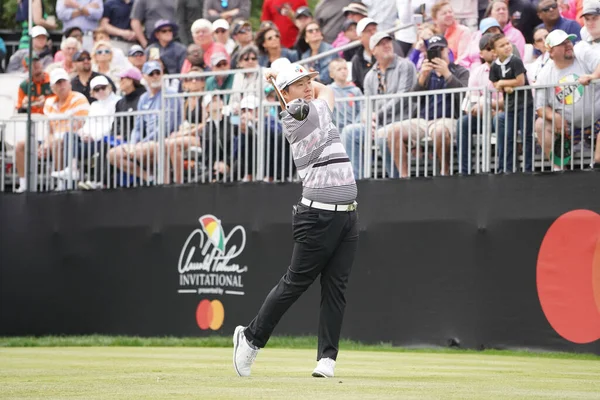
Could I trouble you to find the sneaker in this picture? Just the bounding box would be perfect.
[14,185,26,194]
[312,357,336,378]
[51,167,80,181]
[233,325,258,377]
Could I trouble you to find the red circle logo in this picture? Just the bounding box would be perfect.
[537,210,600,343]
[196,299,225,331]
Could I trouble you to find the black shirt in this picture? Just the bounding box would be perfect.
[114,86,146,141]
[103,0,133,32]
[509,0,542,44]
[489,55,532,113]
[350,45,374,93]
[71,72,117,103]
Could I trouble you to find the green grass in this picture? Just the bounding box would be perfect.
[2,347,600,399]
[1,335,599,361]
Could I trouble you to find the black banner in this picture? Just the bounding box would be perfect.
[1,173,600,354]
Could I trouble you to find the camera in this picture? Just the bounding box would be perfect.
[427,47,441,61]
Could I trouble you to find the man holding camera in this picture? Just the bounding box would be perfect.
[384,35,469,177]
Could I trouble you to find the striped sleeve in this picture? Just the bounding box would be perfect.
[69,93,90,117]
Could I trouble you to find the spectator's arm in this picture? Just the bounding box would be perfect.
[56,0,82,22]
[445,66,469,88]
[131,19,148,48]
[203,0,219,21]
[32,0,57,29]
[86,0,104,21]
[176,0,188,42]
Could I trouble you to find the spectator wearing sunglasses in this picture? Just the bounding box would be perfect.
[71,50,117,103]
[206,52,235,102]
[229,45,260,112]
[130,0,175,48]
[204,0,251,23]
[114,67,146,143]
[213,19,236,54]
[300,21,335,84]
[230,20,254,68]
[146,20,188,76]
[536,0,581,39]
[256,26,299,67]
[91,40,130,91]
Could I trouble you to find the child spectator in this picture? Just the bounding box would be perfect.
[328,58,362,133]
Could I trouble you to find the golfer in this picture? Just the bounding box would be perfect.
[233,63,359,378]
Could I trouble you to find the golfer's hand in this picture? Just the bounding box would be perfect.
[264,69,278,83]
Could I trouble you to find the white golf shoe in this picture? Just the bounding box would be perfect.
[233,325,259,377]
[312,357,336,378]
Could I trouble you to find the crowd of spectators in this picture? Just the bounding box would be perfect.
[3,0,600,192]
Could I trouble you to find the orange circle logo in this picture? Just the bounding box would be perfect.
[196,299,225,331]
[537,210,600,343]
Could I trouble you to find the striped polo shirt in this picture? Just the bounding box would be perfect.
[43,91,90,137]
[282,99,357,205]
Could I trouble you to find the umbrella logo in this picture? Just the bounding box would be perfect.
[200,215,225,252]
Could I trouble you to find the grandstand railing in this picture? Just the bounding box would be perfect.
[1,69,597,193]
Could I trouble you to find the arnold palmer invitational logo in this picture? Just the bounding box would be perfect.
[177,215,248,296]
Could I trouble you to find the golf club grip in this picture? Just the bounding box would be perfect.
[269,77,287,111]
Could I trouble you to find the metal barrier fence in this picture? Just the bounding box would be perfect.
[1,71,598,193]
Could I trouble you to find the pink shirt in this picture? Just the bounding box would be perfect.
[458,22,525,69]
[181,42,228,73]
[445,22,472,64]
[466,62,502,107]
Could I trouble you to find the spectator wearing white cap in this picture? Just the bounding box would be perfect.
[342,32,417,179]
[146,20,188,74]
[204,0,250,23]
[114,67,146,142]
[181,18,228,73]
[107,61,181,184]
[575,0,600,51]
[213,19,236,54]
[52,75,122,187]
[7,26,54,73]
[56,0,103,35]
[206,52,235,102]
[300,21,336,84]
[14,69,90,192]
[349,18,378,91]
[534,29,600,170]
[100,0,136,53]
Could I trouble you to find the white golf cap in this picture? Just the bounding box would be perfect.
[240,95,259,110]
[275,63,319,91]
[582,0,600,16]
[369,32,392,51]
[270,57,292,73]
[212,18,230,32]
[90,75,109,89]
[356,18,377,36]
[545,29,577,48]
[30,25,49,38]
[50,68,70,85]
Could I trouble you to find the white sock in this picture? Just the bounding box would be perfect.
[19,177,26,188]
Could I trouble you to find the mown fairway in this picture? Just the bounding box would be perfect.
[2,347,600,399]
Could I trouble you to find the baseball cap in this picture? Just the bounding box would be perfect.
[275,63,319,90]
[479,17,501,34]
[128,45,145,57]
[50,68,70,85]
[479,33,494,51]
[212,19,230,32]
[582,0,600,16]
[240,95,259,110]
[90,75,109,90]
[210,52,229,66]
[232,20,251,35]
[356,18,377,36]
[153,19,176,34]
[369,32,392,51]
[295,6,313,18]
[342,19,358,32]
[191,18,212,33]
[72,49,90,61]
[119,67,143,81]
[545,29,577,48]
[30,25,49,38]
[142,60,162,75]
[427,35,448,49]
[343,2,369,17]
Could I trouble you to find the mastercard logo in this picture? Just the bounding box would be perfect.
[537,210,600,344]
[196,299,225,331]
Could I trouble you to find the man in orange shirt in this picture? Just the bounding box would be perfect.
[14,68,90,193]
[15,54,54,115]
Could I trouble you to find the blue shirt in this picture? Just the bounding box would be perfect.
[258,48,299,67]
[130,87,181,144]
[537,17,582,41]
[146,41,187,74]
[56,0,104,33]
[301,42,336,85]
[102,0,133,31]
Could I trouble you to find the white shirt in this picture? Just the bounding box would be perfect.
[81,92,121,141]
